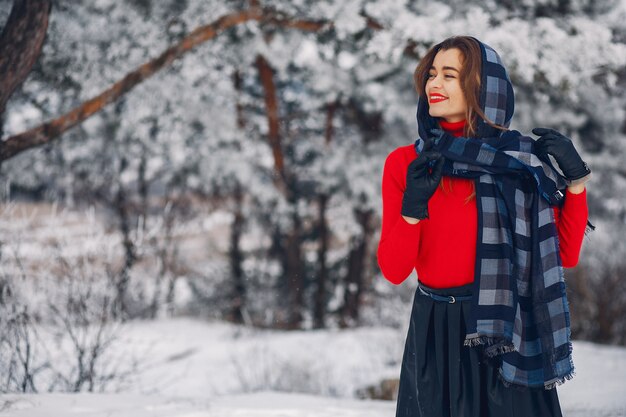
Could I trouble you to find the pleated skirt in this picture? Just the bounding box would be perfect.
[395,282,563,417]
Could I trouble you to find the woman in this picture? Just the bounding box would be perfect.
[377,36,591,417]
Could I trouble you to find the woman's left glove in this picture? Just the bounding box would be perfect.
[532,127,591,182]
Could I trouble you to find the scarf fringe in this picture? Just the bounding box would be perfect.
[497,368,576,391]
[490,340,576,390]
[485,343,517,357]
[466,337,577,387]
[463,335,516,357]
[544,370,576,390]
[464,335,490,348]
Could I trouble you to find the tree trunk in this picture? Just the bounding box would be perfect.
[284,209,305,329]
[255,52,307,329]
[138,149,149,224]
[149,200,174,319]
[0,0,51,141]
[324,100,337,145]
[229,68,249,324]
[228,183,247,324]
[255,54,288,194]
[340,209,373,327]
[232,69,246,130]
[314,193,329,329]
[149,253,166,319]
[112,158,136,321]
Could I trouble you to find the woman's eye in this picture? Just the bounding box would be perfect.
[428,73,455,79]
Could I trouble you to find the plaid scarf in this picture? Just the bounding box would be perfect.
[415,129,575,389]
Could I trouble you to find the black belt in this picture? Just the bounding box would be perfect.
[418,284,473,304]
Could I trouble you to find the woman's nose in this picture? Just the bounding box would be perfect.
[429,74,442,88]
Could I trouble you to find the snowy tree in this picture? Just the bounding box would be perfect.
[0,0,625,339]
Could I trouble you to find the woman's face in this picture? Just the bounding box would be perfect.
[425,48,468,123]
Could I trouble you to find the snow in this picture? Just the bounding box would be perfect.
[0,391,392,417]
[110,319,401,398]
[559,341,626,416]
[1,318,625,416]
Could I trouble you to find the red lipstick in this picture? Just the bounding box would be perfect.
[429,93,448,104]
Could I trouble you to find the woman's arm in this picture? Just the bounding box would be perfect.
[532,128,591,268]
[567,184,585,194]
[553,185,588,268]
[377,149,422,285]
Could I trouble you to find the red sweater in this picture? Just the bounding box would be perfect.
[377,120,589,288]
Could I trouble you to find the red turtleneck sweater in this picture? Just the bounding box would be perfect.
[377,119,589,288]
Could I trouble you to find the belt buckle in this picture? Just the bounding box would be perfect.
[448,295,456,304]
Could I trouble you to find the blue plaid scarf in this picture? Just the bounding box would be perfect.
[415,131,575,389]
[413,37,588,388]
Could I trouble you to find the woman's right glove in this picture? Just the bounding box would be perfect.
[401,144,445,220]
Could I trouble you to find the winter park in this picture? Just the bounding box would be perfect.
[1,0,626,416]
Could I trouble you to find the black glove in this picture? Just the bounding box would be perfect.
[401,141,445,220]
[532,127,590,181]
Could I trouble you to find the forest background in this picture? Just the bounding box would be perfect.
[0,0,625,399]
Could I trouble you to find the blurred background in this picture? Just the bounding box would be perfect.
[0,0,625,415]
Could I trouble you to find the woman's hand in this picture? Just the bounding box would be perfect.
[532,127,591,183]
[401,140,445,221]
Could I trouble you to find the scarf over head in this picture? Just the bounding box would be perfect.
[414,37,579,389]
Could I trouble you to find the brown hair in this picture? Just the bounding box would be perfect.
[413,36,507,201]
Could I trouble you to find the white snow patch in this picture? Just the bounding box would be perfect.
[1,319,625,416]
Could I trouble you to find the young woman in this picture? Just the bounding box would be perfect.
[377,36,591,417]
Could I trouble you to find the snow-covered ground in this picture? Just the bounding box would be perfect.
[0,391,394,417]
[1,318,626,416]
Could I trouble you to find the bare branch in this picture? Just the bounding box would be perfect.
[0,6,389,163]
[0,8,264,161]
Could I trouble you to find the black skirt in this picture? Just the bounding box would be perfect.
[395,282,563,417]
